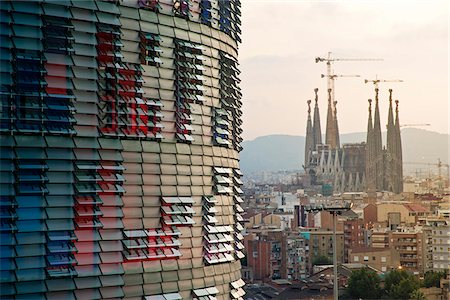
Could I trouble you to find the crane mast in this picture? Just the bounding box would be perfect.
[321,73,361,103]
[364,76,404,89]
[315,52,383,104]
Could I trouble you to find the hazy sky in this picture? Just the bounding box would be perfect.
[239,0,449,141]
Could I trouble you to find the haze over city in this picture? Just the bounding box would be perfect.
[240,0,449,140]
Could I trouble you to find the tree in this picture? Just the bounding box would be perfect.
[423,271,446,288]
[384,269,420,299]
[347,268,381,299]
[312,255,332,266]
[410,290,426,300]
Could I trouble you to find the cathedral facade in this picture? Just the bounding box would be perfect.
[304,88,403,194]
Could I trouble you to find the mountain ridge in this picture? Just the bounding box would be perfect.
[239,128,449,173]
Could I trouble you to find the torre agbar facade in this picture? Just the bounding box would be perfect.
[0,1,246,299]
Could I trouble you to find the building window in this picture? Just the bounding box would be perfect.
[381,266,387,272]
[381,257,386,263]
[364,256,369,261]
[173,0,190,19]
[253,251,258,258]
[354,256,359,262]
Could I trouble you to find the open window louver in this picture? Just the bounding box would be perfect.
[43,14,76,136]
[200,0,218,27]
[175,39,205,143]
[173,0,191,19]
[218,51,242,151]
[202,191,235,265]
[97,22,125,137]
[193,286,220,300]
[230,278,246,299]
[145,293,182,300]
[218,0,241,42]
[122,226,182,262]
[140,32,162,67]
[161,196,195,226]
[138,0,161,12]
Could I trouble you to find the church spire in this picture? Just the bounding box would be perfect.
[305,100,314,166]
[325,88,336,148]
[386,89,395,192]
[373,88,384,190]
[333,100,340,148]
[365,99,375,191]
[395,100,403,193]
[313,88,322,146]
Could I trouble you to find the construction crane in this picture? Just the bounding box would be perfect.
[321,74,361,100]
[364,76,404,89]
[404,159,450,193]
[315,52,383,103]
[400,123,431,128]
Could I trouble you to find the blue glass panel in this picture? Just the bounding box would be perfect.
[16,196,45,208]
[47,184,74,195]
[16,220,46,232]
[13,37,42,51]
[16,256,45,269]
[16,208,45,220]
[46,278,76,291]
[47,231,76,242]
[16,268,46,282]
[12,25,42,39]
[0,258,15,270]
[11,1,43,14]
[0,184,14,196]
[0,11,12,24]
[47,241,74,254]
[16,292,46,300]
[0,270,15,283]
[46,207,74,219]
[0,61,12,73]
[0,232,15,245]
[46,148,75,160]
[46,196,74,208]
[15,280,47,294]
[46,219,74,231]
[0,148,13,159]
[47,253,76,266]
[0,172,13,183]
[0,283,15,296]
[17,183,48,194]
[0,246,14,258]
[16,232,45,245]
[15,244,45,257]
[11,13,43,27]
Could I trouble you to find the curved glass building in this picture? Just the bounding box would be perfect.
[0,0,244,299]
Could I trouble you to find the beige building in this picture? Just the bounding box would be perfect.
[309,231,345,273]
[244,212,282,229]
[377,203,415,224]
[389,227,425,274]
[425,219,450,272]
[349,247,400,272]
[370,225,391,248]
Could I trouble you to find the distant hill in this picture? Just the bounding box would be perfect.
[239,128,449,173]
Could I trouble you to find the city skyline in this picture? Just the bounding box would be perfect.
[239,0,449,140]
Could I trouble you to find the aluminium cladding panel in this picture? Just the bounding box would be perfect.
[117,4,243,300]
[0,1,243,299]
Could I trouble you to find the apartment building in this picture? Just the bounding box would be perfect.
[389,227,425,274]
[348,247,400,272]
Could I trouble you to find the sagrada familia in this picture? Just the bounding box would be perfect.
[304,88,403,194]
